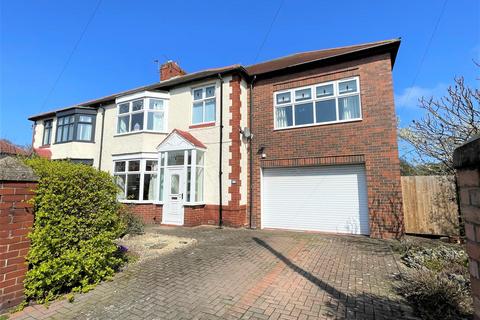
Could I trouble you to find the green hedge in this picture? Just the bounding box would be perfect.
[24,158,126,303]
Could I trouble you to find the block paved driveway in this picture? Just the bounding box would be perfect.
[11,226,417,320]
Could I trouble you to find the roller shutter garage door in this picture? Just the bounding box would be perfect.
[262,165,369,235]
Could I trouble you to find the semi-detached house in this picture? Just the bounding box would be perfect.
[29,39,403,239]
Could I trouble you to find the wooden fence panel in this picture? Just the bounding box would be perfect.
[401,175,459,236]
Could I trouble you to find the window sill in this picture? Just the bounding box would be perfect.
[53,140,95,145]
[273,118,362,131]
[189,122,216,129]
[119,200,159,204]
[39,145,51,148]
[114,130,169,137]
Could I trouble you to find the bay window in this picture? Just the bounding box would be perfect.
[113,149,205,204]
[274,77,361,129]
[42,119,53,145]
[116,96,167,134]
[114,159,158,202]
[56,112,95,143]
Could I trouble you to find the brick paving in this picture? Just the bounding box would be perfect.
[9,226,417,320]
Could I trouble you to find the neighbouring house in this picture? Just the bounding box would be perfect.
[0,139,29,157]
[29,39,403,238]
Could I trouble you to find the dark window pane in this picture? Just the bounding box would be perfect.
[68,124,74,140]
[168,151,184,165]
[276,92,291,104]
[295,88,311,101]
[294,102,314,125]
[128,160,140,171]
[119,103,129,114]
[205,86,215,98]
[115,161,126,172]
[132,100,144,111]
[316,84,334,98]
[131,113,143,131]
[315,99,337,123]
[338,79,358,94]
[143,174,157,201]
[126,174,140,200]
[145,160,158,171]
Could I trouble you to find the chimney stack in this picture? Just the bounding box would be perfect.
[160,61,186,81]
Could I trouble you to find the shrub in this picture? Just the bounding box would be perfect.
[118,204,145,236]
[396,269,472,320]
[24,158,127,303]
[394,240,472,319]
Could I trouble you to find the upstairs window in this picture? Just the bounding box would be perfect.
[274,77,361,129]
[192,85,216,125]
[117,98,167,134]
[42,119,53,145]
[56,113,95,143]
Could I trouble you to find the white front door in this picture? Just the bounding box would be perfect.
[163,167,185,225]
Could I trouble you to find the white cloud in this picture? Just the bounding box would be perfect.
[395,83,447,109]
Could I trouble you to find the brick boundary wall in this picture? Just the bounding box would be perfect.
[454,136,480,320]
[0,156,37,312]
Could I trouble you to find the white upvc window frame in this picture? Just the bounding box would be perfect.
[191,84,216,125]
[113,157,159,204]
[273,76,362,130]
[115,91,169,135]
[157,149,206,205]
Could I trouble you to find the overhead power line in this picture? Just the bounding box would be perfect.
[253,0,285,64]
[41,0,102,110]
[399,0,448,113]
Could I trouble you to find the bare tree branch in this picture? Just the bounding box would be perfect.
[399,70,479,175]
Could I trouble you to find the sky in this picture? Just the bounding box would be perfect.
[1,0,479,157]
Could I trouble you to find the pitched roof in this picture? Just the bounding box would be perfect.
[174,129,207,149]
[0,140,29,156]
[246,39,400,75]
[29,39,400,121]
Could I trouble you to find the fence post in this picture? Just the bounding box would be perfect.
[0,156,37,312]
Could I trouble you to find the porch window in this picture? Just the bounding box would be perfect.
[158,149,205,204]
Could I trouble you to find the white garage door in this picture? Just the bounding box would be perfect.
[262,165,369,235]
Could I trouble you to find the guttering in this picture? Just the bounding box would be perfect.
[97,105,106,170]
[248,75,256,229]
[218,74,224,228]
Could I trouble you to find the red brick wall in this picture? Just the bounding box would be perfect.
[129,204,162,224]
[0,181,36,311]
[129,203,247,228]
[227,75,248,227]
[250,53,403,239]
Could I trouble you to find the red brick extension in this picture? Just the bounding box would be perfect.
[250,54,403,239]
[0,181,36,311]
[131,54,402,238]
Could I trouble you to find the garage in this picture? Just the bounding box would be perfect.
[261,164,369,235]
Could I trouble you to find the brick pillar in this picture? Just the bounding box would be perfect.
[454,136,480,320]
[0,156,37,312]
